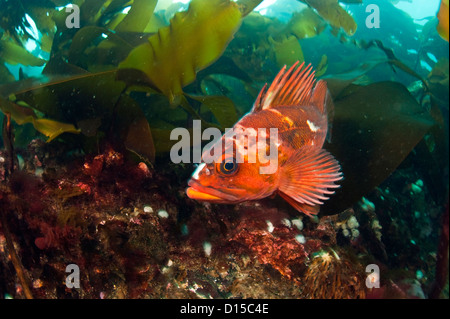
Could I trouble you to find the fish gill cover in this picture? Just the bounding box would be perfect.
[0,0,448,300]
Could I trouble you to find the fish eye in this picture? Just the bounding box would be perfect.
[218,158,239,175]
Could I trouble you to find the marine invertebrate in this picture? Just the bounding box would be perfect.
[301,248,366,299]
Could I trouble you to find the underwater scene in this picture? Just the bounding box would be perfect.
[0,0,448,300]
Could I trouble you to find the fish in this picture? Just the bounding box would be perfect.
[437,0,449,42]
[186,61,343,216]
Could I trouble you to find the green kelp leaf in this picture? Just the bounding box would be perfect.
[301,0,357,36]
[269,36,304,69]
[188,95,239,129]
[0,96,80,142]
[321,82,435,215]
[286,8,327,39]
[0,39,47,66]
[0,64,15,84]
[118,0,242,104]
[316,54,328,77]
[114,0,158,32]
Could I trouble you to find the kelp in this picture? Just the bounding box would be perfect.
[322,81,435,214]
[44,0,159,74]
[188,95,239,129]
[286,8,327,39]
[0,96,80,142]
[67,26,134,71]
[1,71,155,162]
[0,64,15,84]
[235,0,265,17]
[437,0,449,42]
[0,38,47,67]
[115,94,156,163]
[316,54,328,77]
[299,0,358,36]
[118,0,243,105]
[113,0,158,33]
[428,58,449,104]
[269,36,305,68]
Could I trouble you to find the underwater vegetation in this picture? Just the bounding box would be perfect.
[0,0,449,299]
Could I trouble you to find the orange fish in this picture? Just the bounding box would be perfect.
[186,61,343,216]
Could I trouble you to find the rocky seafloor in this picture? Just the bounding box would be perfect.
[0,139,448,299]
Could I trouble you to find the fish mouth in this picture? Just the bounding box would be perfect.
[186,179,244,203]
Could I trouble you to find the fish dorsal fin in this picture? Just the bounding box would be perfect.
[253,61,316,112]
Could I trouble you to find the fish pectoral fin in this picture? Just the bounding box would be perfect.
[278,191,320,216]
[278,146,343,216]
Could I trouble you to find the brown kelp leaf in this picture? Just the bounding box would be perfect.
[0,96,80,142]
[356,39,429,88]
[321,82,435,215]
[286,8,327,39]
[68,26,133,69]
[115,95,155,163]
[118,0,242,104]
[269,36,305,69]
[437,0,449,41]
[428,58,449,99]
[316,54,328,77]
[0,39,47,66]
[0,64,15,84]
[114,0,158,32]
[301,0,357,36]
[235,0,264,17]
[188,95,239,129]
[323,59,385,97]
[14,71,124,122]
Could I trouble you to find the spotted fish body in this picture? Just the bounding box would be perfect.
[186,61,343,216]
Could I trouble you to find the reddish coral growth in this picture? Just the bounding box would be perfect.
[34,223,81,251]
[231,227,308,280]
[227,205,334,282]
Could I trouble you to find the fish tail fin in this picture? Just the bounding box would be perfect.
[311,80,335,143]
[278,146,343,216]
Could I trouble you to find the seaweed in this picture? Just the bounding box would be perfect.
[118,0,243,105]
[322,81,435,214]
[0,95,80,142]
[299,0,358,36]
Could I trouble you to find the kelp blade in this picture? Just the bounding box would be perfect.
[322,82,435,215]
[119,0,242,104]
[0,97,80,142]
